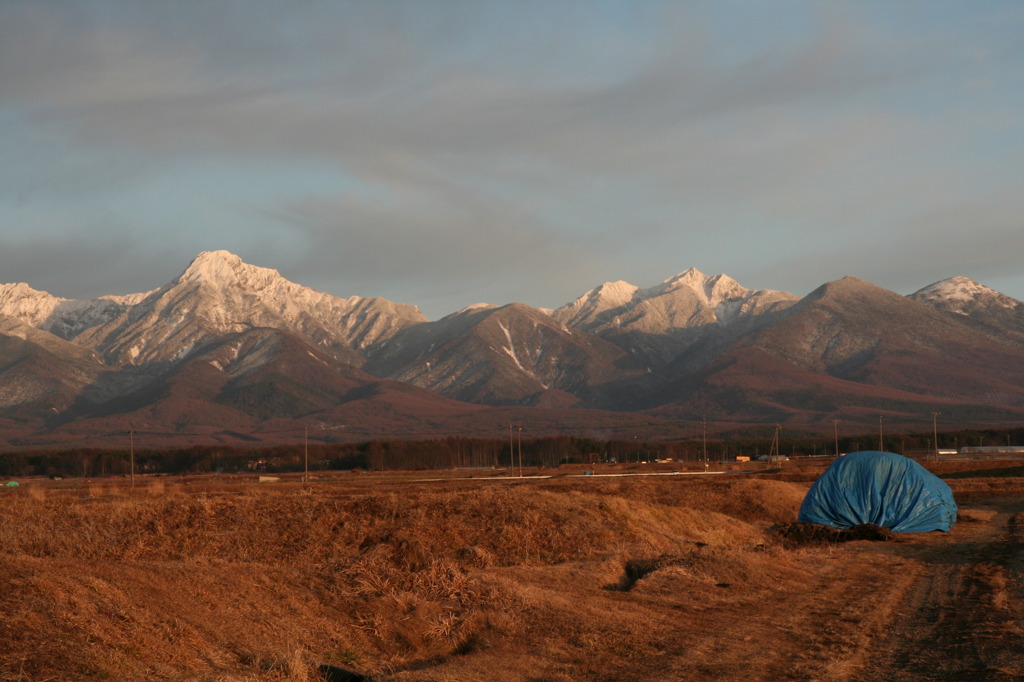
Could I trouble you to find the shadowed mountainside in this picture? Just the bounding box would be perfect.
[3,251,1024,444]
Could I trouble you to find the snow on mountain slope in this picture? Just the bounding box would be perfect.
[365,301,642,406]
[910,276,1024,343]
[554,267,798,335]
[911,276,1022,314]
[7,255,1024,433]
[73,250,426,366]
[0,283,147,339]
[0,283,64,328]
[0,316,108,411]
[555,280,640,329]
[719,275,1024,405]
[658,269,748,306]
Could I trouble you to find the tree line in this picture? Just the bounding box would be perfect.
[1,427,1022,478]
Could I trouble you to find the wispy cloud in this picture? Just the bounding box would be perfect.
[1,1,1023,316]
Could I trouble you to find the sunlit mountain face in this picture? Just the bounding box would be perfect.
[2,252,1024,446]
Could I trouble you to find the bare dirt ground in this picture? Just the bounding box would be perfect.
[384,483,1024,681]
[857,496,1024,681]
[2,464,1024,680]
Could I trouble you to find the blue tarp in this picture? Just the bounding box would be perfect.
[798,451,957,533]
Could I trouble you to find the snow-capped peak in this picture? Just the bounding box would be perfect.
[594,280,641,304]
[553,267,798,332]
[563,280,639,313]
[553,280,640,327]
[163,250,366,333]
[0,282,65,327]
[180,250,285,290]
[0,282,152,340]
[85,250,427,366]
[915,276,999,301]
[911,276,1020,313]
[657,268,746,307]
[455,302,499,315]
[660,267,708,290]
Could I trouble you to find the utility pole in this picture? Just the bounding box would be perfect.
[304,424,309,484]
[878,415,884,451]
[129,426,135,488]
[932,412,940,460]
[702,416,708,471]
[516,423,524,477]
[833,419,840,458]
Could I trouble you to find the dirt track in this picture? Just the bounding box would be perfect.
[4,473,1023,680]
[857,497,1024,680]
[370,482,1024,681]
[379,495,1024,681]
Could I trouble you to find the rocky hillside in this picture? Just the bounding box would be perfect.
[2,251,1023,443]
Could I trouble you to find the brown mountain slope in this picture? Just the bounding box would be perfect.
[364,303,647,407]
[647,277,1024,427]
[33,328,505,447]
[752,277,1024,394]
[0,317,108,418]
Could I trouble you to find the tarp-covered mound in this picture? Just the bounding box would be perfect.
[798,451,957,533]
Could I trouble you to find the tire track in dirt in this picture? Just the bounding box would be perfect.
[859,498,1024,680]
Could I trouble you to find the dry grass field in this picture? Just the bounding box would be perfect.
[2,459,1024,680]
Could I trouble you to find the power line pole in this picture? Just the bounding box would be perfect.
[129,426,135,488]
[701,416,708,471]
[304,424,309,484]
[833,419,840,458]
[770,424,781,460]
[516,423,524,477]
[932,411,940,460]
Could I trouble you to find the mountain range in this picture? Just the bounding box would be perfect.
[2,250,1023,448]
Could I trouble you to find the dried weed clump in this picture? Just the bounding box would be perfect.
[25,482,48,502]
[771,522,896,547]
[541,475,808,527]
[612,543,786,594]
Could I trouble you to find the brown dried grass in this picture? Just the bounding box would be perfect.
[0,473,813,680]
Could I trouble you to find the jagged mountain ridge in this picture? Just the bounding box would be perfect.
[549,268,800,377]
[2,251,1024,441]
[648,276,1024,418]
[553,267,798,333]
[364,302,648,407]
[3,251,427,367]
[0,316,108,414]
[910,276,1024,346]
[911,276,1021,316]
[0,282,148,339]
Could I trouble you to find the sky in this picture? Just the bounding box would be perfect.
[2,0,1023,320]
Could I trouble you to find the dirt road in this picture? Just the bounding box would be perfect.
[6,472,1023,680]
[500,493,1024,682]
[858,497,1024,680]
